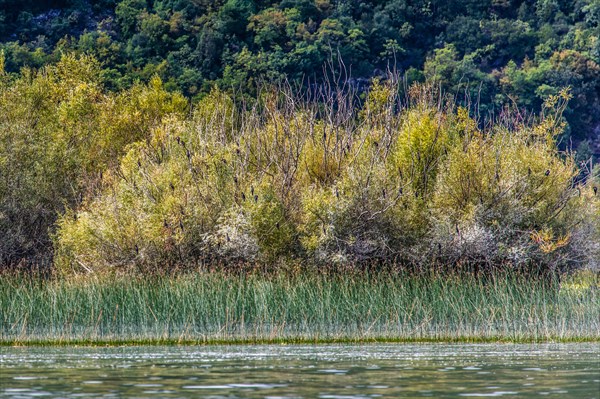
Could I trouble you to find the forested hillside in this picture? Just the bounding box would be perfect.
[1,0,599,153]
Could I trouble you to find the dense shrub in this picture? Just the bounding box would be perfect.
[54,89,303,273]
[0,54,187,267]
[431,93,580,269]
[53,79,600,274]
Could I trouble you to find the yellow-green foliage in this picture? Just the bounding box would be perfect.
[246,183,297,261]
[55,91,298,272]
[44,77,600,273]
[95,76,188,168]
[55,118,235,273]
[0,54,187,265]
[430,92,586,267]
[299,85,458,264]
[433,123,576,225]
[297,118,348,187]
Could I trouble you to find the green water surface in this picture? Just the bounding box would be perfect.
[1,343,598,398]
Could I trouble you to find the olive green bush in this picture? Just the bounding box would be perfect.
[0,54,187,267]
[55,89,300,273]
[45,77,600,274]
[431,98,580,270]
[300,84,468,265]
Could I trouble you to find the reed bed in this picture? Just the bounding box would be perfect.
[1,272,598,345]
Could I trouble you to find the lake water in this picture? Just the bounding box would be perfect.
[1,343,598,398]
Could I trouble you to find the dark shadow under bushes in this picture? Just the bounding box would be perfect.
[52,73,599,276]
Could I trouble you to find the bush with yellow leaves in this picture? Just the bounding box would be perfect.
[0,54,186,268]
[430,90,589,271]
[51,76,599,274]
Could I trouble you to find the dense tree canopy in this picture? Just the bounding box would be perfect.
[0,0,598,152]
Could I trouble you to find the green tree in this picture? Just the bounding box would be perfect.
[116,0,147,37]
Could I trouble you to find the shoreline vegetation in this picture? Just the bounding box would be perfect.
[1,56,598,347]
[1,3,599,350]
[1,55,598,275]
[2,271,599,346]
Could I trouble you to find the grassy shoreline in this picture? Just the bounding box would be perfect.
[2,271,598,346]
[4,335,600,347]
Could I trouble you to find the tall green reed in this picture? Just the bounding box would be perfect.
[1,271,598,344]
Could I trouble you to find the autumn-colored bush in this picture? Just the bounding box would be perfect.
[0,54,186,267]
[15,70,598,274]
[431,93,582,270]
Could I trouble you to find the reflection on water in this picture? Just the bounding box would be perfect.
[1,343,598,398]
